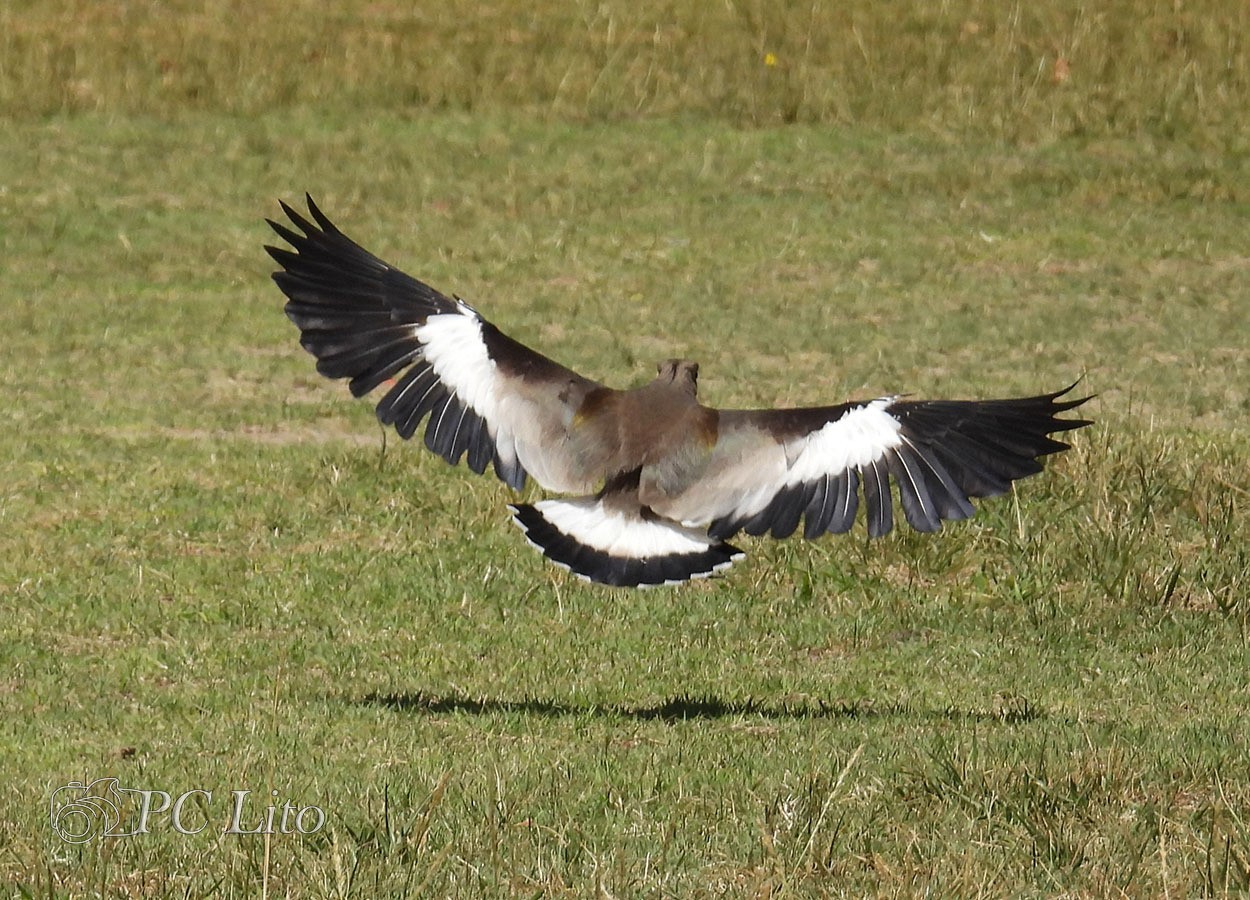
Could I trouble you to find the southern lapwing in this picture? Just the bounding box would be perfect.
[267,196,1092,588]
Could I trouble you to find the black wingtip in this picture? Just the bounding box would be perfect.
[1043,379,1097,433]
[1048,377,1097,415]
[282,198,321,238]
[304,194,342,236]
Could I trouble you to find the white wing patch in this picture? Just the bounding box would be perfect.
[413,304,589,493]
[413,304,527,481]
[659,399,904,529]
[784,398,902,485]
[414,304,500,422]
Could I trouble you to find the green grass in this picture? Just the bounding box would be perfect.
[3,3,1250,897]
[4,0,1249,147]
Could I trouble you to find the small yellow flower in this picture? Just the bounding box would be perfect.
[763,52,778,67]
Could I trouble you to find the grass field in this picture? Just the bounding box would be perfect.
[3,2,1249,897]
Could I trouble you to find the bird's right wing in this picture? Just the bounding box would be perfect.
[266,196,608,494]
[649,387,1092,540]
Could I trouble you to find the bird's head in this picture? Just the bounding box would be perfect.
[656,358,700,396]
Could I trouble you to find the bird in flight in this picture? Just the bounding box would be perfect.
[267,196,1091,587]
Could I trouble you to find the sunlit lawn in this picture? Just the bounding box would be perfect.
[2,2,1249,896]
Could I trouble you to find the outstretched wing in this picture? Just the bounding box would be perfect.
[649,386,1092,540]
[266,196,606,494]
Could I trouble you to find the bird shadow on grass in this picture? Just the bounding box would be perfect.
[355,690,1049,725]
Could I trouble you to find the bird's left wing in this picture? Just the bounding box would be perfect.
[266,196,607,494]
[649,386,1092,541]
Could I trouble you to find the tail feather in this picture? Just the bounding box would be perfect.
[510,500,743,587]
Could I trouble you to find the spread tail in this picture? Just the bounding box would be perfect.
[510,499,743,587]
